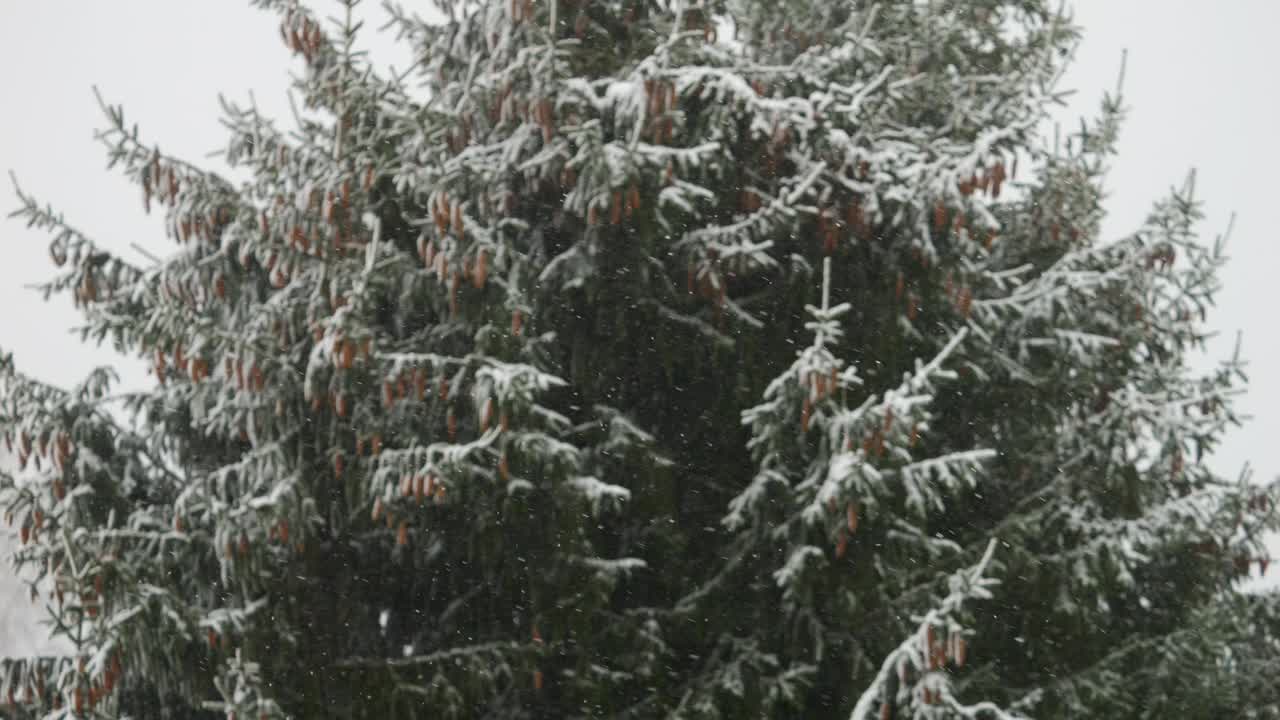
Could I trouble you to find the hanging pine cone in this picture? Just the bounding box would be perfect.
[926,625,938,669]
[415,368,428,401]
[452,204,465,237]
[473,248,489,289]
[481,398,494,431]
[1235,555,1251,576]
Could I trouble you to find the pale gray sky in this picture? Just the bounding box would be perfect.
[1,1,1276,654]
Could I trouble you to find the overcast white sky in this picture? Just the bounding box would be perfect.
[1,1,1277,654]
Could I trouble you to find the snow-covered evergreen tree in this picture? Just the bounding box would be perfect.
[2,1,1277,718]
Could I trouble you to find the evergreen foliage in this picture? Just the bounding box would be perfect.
[3,1,1278,718]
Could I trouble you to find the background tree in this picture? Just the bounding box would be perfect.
[2,0,1277,718]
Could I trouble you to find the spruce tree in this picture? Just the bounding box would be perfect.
[3,1,1277,718]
